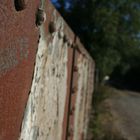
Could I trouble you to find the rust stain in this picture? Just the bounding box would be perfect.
[62,48,74,140]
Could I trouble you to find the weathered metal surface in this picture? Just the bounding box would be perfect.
[83,61,95,139]
[62,48,74,140]
[66,49,94,140]
[67,50,79,140]
[19,16,70,140]
[73,53,92,140]
[0,1,39,140]
[0,0,94,140]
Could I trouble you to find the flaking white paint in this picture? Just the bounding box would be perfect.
[19,16,68,140]
[73,55,89,140]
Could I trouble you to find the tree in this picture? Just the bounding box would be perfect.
[52,0,140,83]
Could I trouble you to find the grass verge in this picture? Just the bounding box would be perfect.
[87,85,126,140]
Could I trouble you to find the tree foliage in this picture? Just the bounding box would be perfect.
[52,0,140,86]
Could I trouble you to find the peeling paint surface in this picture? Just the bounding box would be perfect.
[19,18,68,140]
[0,1,94,140]
[73,55,90,140]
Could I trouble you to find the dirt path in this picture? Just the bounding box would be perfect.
[107,89,140,140]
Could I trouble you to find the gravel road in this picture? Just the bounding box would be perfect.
[108,89,140,140]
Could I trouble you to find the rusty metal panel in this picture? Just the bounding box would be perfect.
[72,52,92,140]
[19,1,76,139]
[82,61,95,140]
[67,50,79,140]
[19,21,70,140]
[62,47,74,140]
[0,1,94,140]
[66,49,93,140]
[0,1,40,140]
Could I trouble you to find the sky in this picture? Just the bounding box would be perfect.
[51,0,72,9]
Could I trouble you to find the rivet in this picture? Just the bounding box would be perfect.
[70,107,75,115]
[74,66,78,72]
[67,40,73,47]
[72,87,77,94]
[36,8,46,26]
[14,0,28,11]
[68,127,74,137]
[58,31,64,38]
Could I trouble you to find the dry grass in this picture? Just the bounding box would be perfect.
[87,85,127,140]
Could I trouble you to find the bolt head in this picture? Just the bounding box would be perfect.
[72,87,77,94]
[36,8,46,26]
[74,66,78,72]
